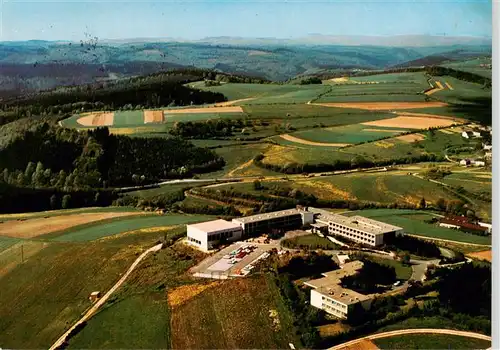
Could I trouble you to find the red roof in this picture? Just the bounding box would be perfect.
[440,218,488,232]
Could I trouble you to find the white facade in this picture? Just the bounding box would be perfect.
[472,131,482,138]
[473,160,485,167]
[311,289,349,319]
[462,131,470,139]
[317,214,403,247]
[440,222,460,230]
[483,144,492,151]
[478,222,492,233]
[186,219,243,252]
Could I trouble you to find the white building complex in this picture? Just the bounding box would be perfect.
[312,211,403,247]
[186,219,243,252]
[232,208,314,236]
[305,261,373,319]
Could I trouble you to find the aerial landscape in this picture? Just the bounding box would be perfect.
[0,0,494,349]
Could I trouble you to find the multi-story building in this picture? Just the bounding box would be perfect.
[186,219,243,252]
[312,211,403,247]
[305,261,373,319]
[232,208,314,237]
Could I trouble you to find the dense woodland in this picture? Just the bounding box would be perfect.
[0,120,224,212]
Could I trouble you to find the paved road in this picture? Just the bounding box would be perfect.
[328,328,491,350]
[49,243,163,350]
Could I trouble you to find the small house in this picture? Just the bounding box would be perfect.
[462,131,472,139]
[472,131,482,138]
[483,144,492,151]
[459,159,471,166]
[89,291,101,302]
[473,160,485,167]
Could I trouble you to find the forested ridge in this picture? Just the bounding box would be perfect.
[0,68,269,126]
[0,119,224,212]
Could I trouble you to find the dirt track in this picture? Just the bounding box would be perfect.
[77,112,114,126]
[280,134,350,147]
[215,97,255,106]
[164,106,244,114]
[329,328,491,350]
[362,116,456,129]
[49,243,163,350]
[311,102,448,110]
[0,211,145,239]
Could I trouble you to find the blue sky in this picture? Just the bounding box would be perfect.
[0,0,492,41]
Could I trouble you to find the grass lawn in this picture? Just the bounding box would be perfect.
[345,209,491,245]
[45,214,214,242]
[365,255,412,280]
[170,274,299,349]
[373,334,491,350]
[68,292,170,349]
[282,234,341,250]
[430,76,492,104]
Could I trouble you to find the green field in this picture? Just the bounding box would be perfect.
[113,110,146,126]
[441,58,492,78]
[45,214,213,242]
[124,181,216,198]
[170,275,299,349]
[373,333,490,350]
[0,206,142,222]
[290,124,411,144]
[0,236,21,252]
[441,172,492,194]
[68,292,171,349]
[345,209,491,245]
[348,72,429,85]
[189,82,329,104]
[164,111,246,123]
[430,76,491,104]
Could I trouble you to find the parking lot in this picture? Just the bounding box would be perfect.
[190,240,280,279]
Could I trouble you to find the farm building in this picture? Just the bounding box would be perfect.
[459,159,472,166]
[439,216,490,235]
[186,219,243,252]
[305,261,373,319]
[483,144,492,151]
[232,208,314,237]
[310,210,403,247]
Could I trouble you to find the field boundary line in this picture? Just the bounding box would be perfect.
[280,134,350,147]
[49,243,163,350]
[406,233,491,247]
[328,328,491,350]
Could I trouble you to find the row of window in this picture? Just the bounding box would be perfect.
[188,237,201,245]
[322,303,347,316]
[321,296,347,310]
[208,230,234,242]
[330,228,376,245]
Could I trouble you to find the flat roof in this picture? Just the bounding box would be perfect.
[232,208,301,224]
[188,219,241,233]
[305,261,371,305]
[316,212,403,236]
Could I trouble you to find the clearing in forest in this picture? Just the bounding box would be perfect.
[311,102,448,110]
[77,112,114,126]
[362,116,456,129]
[144,110,165,123]
[0,211,146,239]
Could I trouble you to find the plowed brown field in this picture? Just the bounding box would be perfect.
[144,110,164,123]
[77,112,114,126]
[467,250,492,262]
[362,116,456,129]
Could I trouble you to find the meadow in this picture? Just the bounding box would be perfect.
[45,214,213,242]
[373,334,491,350]
[113,110,146,126]
[441,58,492,78]
[345,209,491,245]
[290,124,411,145]
[170,275,299,349]
[429,76,491,104]
[347,72,429,85]
[189,82,329,104]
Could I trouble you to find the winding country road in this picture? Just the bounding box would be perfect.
[49,243,163,350]
[328,328,491,350]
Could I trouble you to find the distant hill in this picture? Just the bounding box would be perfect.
[0,38,492,97]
